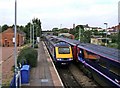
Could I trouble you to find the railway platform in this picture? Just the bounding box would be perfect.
[23,41,63,87]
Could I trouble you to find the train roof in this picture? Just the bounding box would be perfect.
[46,36,70,47]
[78,43,120,63]
[52,36,120,63]
[54,37,80,46]
[55,42,70,47]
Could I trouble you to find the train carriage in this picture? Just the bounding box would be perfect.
[77,45,120,87]
[44,36,73,65]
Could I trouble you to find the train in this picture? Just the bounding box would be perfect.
[43,35,120,87]
[44,35,73,65]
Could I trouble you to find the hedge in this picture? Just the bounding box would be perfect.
[17,47,38,67]
[34,44,38,48]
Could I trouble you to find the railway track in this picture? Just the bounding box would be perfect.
[57,66,82,88]
[56,63,100,88]
[69,63,99,88]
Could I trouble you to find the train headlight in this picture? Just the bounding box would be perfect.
[57,59,62,61]
[69,58,73,60]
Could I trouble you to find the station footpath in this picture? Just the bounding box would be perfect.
[24,41,63,87]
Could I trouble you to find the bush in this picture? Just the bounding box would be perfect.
[108,43,118,49]
[31,44,38,48]
[34,44,38,48]
[17,47,38,67]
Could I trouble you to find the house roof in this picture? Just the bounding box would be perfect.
[59,33,72,37]
[2,28,14,33]
[2,27,25,36]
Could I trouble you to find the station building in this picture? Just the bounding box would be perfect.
[0,27,25,47]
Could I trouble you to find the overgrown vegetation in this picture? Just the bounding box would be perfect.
[17,47,38,67]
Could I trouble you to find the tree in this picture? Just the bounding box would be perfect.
[110,33,118,43]
[75,25,84,41]
[21,18,42,43]
[2,24,9,32]
[32,18,42,38]
[52,28,59,36]
[19,25,25,32]
[117,31,120,49]
[24,22,31,40]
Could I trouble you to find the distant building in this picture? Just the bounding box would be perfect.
[91,36,111,46]
[76,24,102,31]
[58,33,75,39]
[0,28,25,47]
[106,24,120,35]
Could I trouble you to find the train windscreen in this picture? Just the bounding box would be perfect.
[58,47,70,54]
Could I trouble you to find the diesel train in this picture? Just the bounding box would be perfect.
[44,35,73,65]
[44,35,120,87]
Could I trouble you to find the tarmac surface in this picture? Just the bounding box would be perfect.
[28,41,63,87]
[1,47,15,85]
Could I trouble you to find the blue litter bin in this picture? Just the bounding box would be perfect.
[21,65,30,84]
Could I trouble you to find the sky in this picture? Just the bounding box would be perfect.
[0,0,119,30]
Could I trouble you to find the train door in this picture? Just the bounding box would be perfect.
[53,47,57,63]
[77,48,84,63]
[72,45,77,60]
[71,44,80,61]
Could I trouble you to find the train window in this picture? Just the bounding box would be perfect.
[58,47,70,54]
[78,50,83,57]
[83,50,100,60]
[109,64,120,76]
[98,59,107,68]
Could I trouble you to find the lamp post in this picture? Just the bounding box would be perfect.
[36,27,37,44]
[33,23,34,48]
[14,0,18,87]
[36,27,39,44]
[104,23,108,46]
[30,22,32,44]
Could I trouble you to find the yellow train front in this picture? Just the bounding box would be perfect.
[45,36,73,65]
[54,42,73,65]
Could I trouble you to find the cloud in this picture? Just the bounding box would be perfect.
[0,0,119,29]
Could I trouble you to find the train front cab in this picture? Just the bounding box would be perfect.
[77,47,120,87]
[62,42,80,62]
[55,43,73,65]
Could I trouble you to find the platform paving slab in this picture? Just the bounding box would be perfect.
[26,41,63,87]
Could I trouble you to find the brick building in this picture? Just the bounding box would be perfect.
[0,28,25,47]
